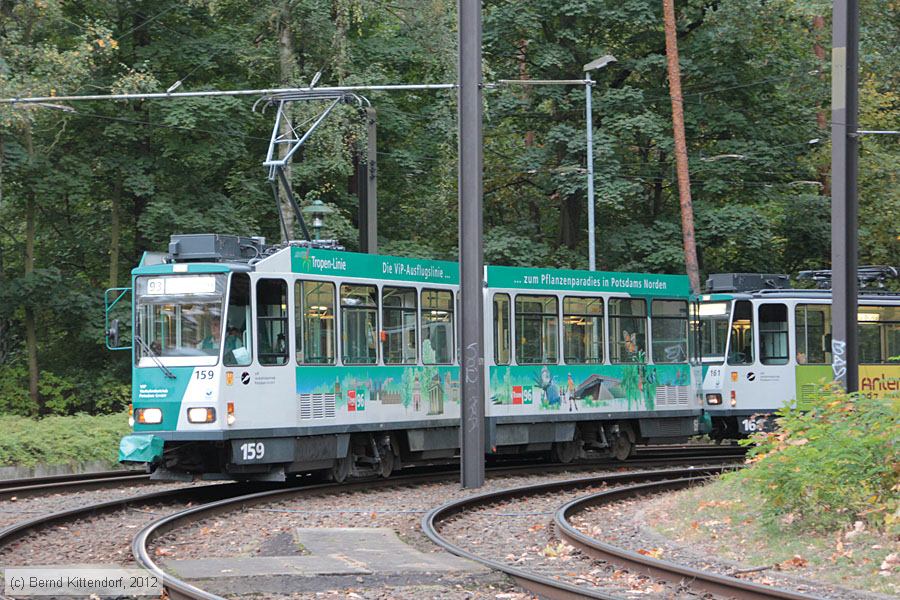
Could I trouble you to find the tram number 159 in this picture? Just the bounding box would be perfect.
[239,442,265,461]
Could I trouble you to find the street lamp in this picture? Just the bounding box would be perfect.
[302,199,333,240]
[584,54,616,271]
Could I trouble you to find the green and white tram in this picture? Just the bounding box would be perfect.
[113,234,701,481]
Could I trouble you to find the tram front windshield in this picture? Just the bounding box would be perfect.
[697,301,731,364]
[135,274,226,366]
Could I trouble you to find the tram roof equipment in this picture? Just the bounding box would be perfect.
[798,266,899,289]
[705,273,790,293]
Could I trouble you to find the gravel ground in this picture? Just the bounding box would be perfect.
[570,492,891,600]
[0,481,220,567]
[150,467,724,599]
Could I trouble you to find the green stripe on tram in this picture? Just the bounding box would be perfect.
[291,247,459,285]
[487,265,690,297]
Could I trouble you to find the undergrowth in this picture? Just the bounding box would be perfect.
[726,385,899,535]
[0,413,130,468]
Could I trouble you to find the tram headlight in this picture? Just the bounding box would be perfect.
[136,407,163,425]
[226,402,235,426]
[705,393,722,405]
[187,407,216,424]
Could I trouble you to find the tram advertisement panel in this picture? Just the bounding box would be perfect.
[488,363,692,413]
[796,364,900,405]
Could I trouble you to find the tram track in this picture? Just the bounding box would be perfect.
[0,470,149,500]
[1,447,746,599]
[131,451,745,600]
[421,463,845,600]
[554,477,819,600]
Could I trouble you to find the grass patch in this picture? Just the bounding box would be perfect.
[0,412,130,468]
[644,477,899,595]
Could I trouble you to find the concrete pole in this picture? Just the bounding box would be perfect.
[458,0,485,488]
[830,0,859,391]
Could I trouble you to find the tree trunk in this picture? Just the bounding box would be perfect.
[276,2,297,240]
[23,123,40,412]
[662,0,701,293]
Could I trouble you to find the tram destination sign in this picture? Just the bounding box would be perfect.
[487,265,690,297]
[292,247,459,285]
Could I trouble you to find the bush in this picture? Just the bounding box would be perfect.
[0,412,131,467]
[0,364,130,417]
[727,385,899,535]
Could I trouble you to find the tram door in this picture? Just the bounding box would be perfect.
[725,300,793,432]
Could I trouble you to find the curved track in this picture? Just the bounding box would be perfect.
[1,447,747,599]
[555,477,822,600]
[422,464,833,600]
[0,470,149,500]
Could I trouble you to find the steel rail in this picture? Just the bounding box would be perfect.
[0,470,149,499]
[555,477,826,600]
[422,466,733,600]
[131,456,742,600]
[132,472,458,600]
[0,469,143,489]
[0,482,271,550]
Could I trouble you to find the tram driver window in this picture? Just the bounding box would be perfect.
[515,295,558,364]
[651,300,688,364]
[422,289,454,364]
[224,273,252,366]
[256,279,289,366]
[341,284,378,364]
[759,303,789,365]
[609,298,646,364]
[382,287,417,364]
[727,300,754,365]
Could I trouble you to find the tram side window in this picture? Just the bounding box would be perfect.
[341,284,378,365]
[728,300,754,365]
[256,279,289,366]
[516,295,558,364]
[609,298,647,364]
[295,280,336,364]
[859,305,900,363]
[563,296,603,364]
[651,300,688,364]
[759,304,789,365]
[224,273,252,366]
[422,289,454,364]
[493,293,511,365]
[795,304,830,364]
[382,287,417,364]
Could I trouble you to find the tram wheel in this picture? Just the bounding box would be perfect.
[330,454,352,483]
[611,432,634,461]
[378,449,394,478]
[553,440,579,464]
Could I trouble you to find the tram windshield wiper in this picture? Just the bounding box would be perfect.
[134,335,177,379]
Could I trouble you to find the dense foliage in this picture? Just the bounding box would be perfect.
[0,412,130,467]
[0,0,897,414]
[730,386,899,535]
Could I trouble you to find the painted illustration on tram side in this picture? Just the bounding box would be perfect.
[296,366,460,416]
[489,361,691,412]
